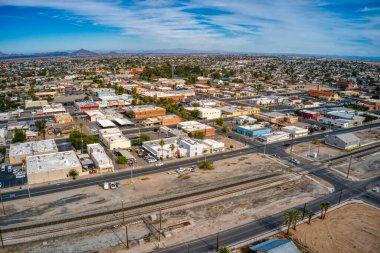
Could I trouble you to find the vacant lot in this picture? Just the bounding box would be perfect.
[286,141,345,160]
[332,151,380,179]
[291,203,380,253]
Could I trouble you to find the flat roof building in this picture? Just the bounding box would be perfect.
[26,151,82,185]
[128,105,166,119]
[177,121,216,137]
[9,139,58,165]
[282,125,308,138]
[87,143,114,173]
[99,127,131,150]
[97,119,117,128]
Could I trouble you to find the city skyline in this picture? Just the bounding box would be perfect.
[1,0,380,56]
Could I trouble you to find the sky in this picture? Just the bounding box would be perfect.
[0,0,379,56]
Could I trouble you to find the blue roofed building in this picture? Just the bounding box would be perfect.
[236,125,271,137]
[249,239,300,253]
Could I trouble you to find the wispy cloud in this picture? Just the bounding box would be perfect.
[0,0,379,55]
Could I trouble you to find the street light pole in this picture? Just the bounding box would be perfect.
[27,182,32,201]
[347,155,353,179]
[121,200,125,226]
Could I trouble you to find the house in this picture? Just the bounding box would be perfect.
[250,239,300,253]
[325,133,361,149]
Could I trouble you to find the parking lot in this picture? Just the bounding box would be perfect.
[0,165,27,188]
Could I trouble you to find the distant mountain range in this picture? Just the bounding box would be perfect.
[0,48,379,61]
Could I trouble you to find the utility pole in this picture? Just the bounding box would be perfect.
[302,203,307,219]
[347,155,353,179]
[27,182,32,201]
[263,142,267,155]
[121,200,125,225]
[216,232,219,252]
[187,244,190,253]
[290,136,294,155]
[338,189,343,204]
[0,228,4,249]
[0,188,5,215]
[125,224,129,249]
[159,208,162,242]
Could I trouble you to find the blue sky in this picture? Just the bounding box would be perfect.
[0,0,379,56]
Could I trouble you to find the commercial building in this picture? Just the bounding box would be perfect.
[143,114,182,126]
[97,119,117,128]
[36,103,66,115]
[185,107,222,120]
[26,151,82,185]
[233,115,257,125]
[325,133,361,150]
[254,112,298,124]
[9,139,58,165]
[75,101,100,111]
[200,139,225,153]
[236,125,271,137]
[177,121,216,137]
[308,90,340,101]
[219,106,260,117]
[85,110,106,122]
[258,131,290,143]
[113,118,134,126]
[357,99,380,111]
[99,128,131,150]
[87,143,114,173]
[54,113,74,124]
[0,128,7,146]
[317,110,364,128]
[249,97,276,105]
[128,105,166,119]
[24,100,48,109]
[250,239,300,253]
[299,110,320,120]
[143,90,195,101]
[281,126,308,138]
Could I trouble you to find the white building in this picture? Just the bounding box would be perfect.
[9,139,58,165]
[249,97,275,105]
[178,138,205,157]
[259,131,290,143]
[233,115,257,125]
[0,128,7,146]
[26,151,82,184]
[85,110,106,122]
[282,126,308,138]
[186,107,222,120]
[99,128,131,150]
[199,139,225,153]
[97,119,117,128]
[36,103,66,115]
[87,143,114,173]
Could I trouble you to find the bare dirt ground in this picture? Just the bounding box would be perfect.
[286,141,345,161]
[332,151,380,179]
[2,154,288,224]
[290,203,380,253]
[2,174,331,253]
[353,127,380,145]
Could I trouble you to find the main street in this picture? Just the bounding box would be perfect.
[2,122,380,203]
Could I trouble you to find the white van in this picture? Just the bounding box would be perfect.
[103,182,110,190]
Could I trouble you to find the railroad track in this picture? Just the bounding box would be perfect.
[2,173,293,243]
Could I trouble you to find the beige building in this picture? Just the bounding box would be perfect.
[54,113,74,124]
[87,143,114,173]
[9,139,58,165]
[26,151,82,185]
[24,100,48,108]
[99,128,131,150]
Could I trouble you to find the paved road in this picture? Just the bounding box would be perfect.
[2,122,380,202]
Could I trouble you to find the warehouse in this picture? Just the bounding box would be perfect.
[177,121,216,137]
[185,107,221,120]
[26,151,82,184]
[9,139,58,165]
[258,131,290,143]
[97,119,117,128]
[325,133,361,150]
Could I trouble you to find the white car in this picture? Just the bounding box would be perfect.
[103,182,110,190]
[110,182,117,189]
[155,162,164,167]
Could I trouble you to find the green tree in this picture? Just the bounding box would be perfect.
[46,95,54,102]
[159,139,165,159]
[221,126,230,133]
[117,156,128,164]
[320,202,331,219]
[199,160,214,170]
[69,131,99,150]
[306,210,315,224]
[193,131,205,139]
[169,143,176,158]
[35,119,47,140]
[215,117,224,126]
[12,129,26,143]
[219,246,231,253]
[84,95,90,100]
[68,169,79,180]
[190,109,200,118]
[140,134,150,143]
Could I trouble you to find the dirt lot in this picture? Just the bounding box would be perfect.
[2,154,288,224]
[331,151,380,179]
[290,203,380,253]
[3,174,331,253]
[352,127,380,145]
[286,140,345,161]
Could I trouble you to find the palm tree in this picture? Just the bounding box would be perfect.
[35,119,47,140]
[169,143,175,158]
[283,211,293,235]
[159,139,165,159]
[291,210,302,230]
[320,202,331,219]
[306,210,315,224]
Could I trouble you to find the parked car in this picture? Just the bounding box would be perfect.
[7,166,12,173]
[116,182,121,188]
[103,182,110,190]
[1,164,5,172]
[290,158,300,165]
[283,143,290,147]
[155,162,164,167]
[110,182,117,189]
